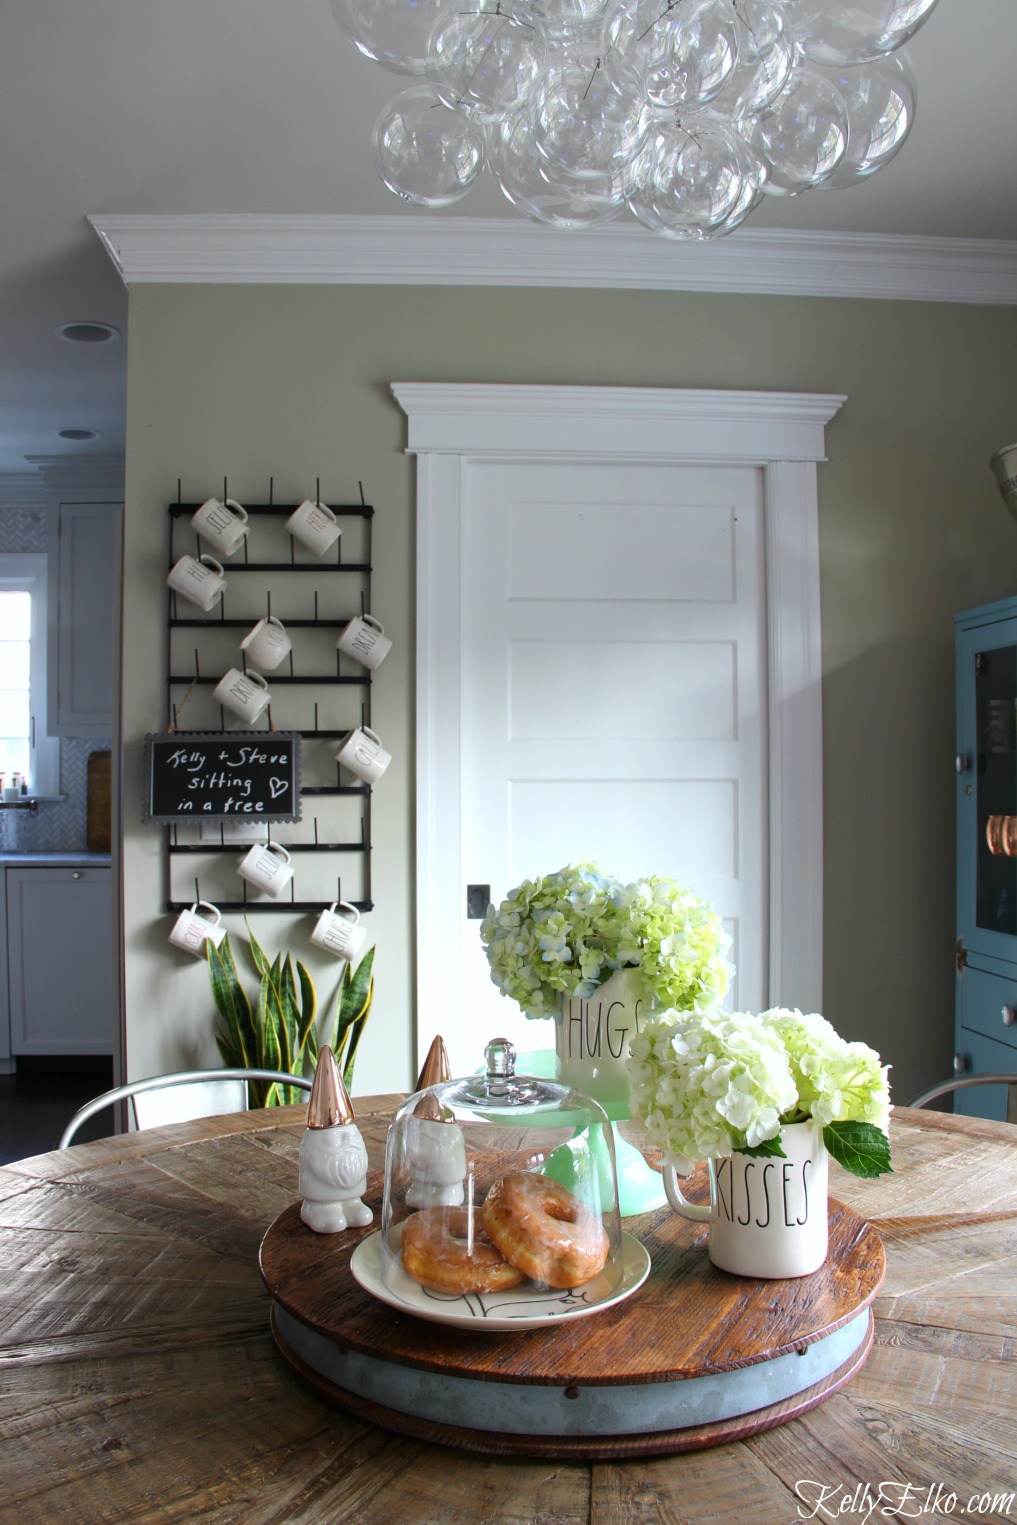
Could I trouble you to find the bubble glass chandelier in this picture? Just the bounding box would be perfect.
[329,0,938,239]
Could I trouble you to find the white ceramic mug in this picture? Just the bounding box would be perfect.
[335,725,391,784]
[167,553,227,611]
[236,841,293,897]
[240,616,291,671]
[213,666,271,725]
[337,614,392,670]
[662,1122,829,1279]
[190,497,249,557]
[310,901,368,961]
[286,498,341,556]
[168,900,226,956]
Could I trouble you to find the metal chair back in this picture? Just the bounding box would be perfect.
[58,1068,312,1148]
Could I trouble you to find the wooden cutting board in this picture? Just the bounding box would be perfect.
[87,749,112,852]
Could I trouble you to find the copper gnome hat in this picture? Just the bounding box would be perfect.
[307,1045,355,1129]
[412,1035,453,1122]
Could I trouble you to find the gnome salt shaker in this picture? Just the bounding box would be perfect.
[405,1036,467,1209]
[298,1046,373,1234]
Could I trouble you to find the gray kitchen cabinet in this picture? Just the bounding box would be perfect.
[47,501,120,736]
[6,863,113,1055]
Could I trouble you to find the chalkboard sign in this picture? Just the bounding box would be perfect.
[144,732,302,824]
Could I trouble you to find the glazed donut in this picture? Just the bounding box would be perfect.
[401,1207,525,1294]
[483,1172,610,1289]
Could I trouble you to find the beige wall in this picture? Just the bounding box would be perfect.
[122,282,1017,1101]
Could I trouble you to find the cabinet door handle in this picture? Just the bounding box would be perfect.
[71,871,82,880]
[953,1053,968,1074]
[956,753,970,774]
[1003,1006,1016,1027]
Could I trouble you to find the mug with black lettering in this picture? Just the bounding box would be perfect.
[236,840,293,898]
[310,901,368,962]
[286,498,340,557]
[337,614,392,671]
[190,496,249,557]
[334,725,391,784]
[662,1121,828,1278]
[169,900,226,956]
[213,667,271,726]
[167,553,227,612]
[240,616,291,672]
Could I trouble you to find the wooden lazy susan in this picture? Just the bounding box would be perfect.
[259,1172,884,1460]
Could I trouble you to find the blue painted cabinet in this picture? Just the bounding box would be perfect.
[955,598,1017,1120]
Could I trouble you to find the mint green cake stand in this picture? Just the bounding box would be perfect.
[514,1049,668,1218]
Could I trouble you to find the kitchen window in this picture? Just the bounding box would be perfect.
[0,555,60,796]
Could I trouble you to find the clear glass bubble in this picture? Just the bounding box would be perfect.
[624,117,760,236]
[428,2,548,123]
[329,0,449,74]
[815,48,915,187]
[702,0,794,120]
[372,85,487,206]
[489,109,626,225]
[531,53,648,180]
[605,0,739,118]
[785,0,940,66]
[530,0,612,41]
[745,59,849,194]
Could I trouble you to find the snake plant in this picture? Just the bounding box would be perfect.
[207,927,374,1107]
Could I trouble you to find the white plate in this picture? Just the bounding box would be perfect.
[350,1227,651,1332]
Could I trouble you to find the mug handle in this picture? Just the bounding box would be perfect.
[196,900,221,925]
[337,900,360,925]
[225,499,248,522]
[662,1163,712,1222]
[199,554,225,575]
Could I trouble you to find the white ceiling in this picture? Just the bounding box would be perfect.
[1,0,1015,480]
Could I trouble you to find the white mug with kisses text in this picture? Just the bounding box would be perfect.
[240,616,291,672]
[190,497,249,557]
[335,725,391,784]
[337,614,392,671]
[167,553,226,611]
[169,900,226,956]
[236,841,293,898]
[310,901,368,961]
[286,499,340,556]
[213,667,271,725]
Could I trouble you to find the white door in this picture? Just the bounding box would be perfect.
[458,458,767,1066]
[397,383,841,1078]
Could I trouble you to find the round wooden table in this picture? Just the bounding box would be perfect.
[2,1099,1015,1523]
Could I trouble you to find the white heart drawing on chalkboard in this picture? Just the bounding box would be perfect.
[269,777,288,798]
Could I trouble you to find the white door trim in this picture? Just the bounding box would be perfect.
[394,384,845,1059]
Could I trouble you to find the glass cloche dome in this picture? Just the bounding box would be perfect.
[378,1038,635,1324]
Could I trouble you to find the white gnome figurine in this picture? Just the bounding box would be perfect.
[299,1046,373,1234]
[405,1035,467,1209]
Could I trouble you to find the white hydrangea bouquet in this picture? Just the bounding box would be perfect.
[479,860,733,1020]
[627,1006,892,1179]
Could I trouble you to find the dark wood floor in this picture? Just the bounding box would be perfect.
[0,1057,116,1164]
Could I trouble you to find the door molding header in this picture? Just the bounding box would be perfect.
[391,384,846,463]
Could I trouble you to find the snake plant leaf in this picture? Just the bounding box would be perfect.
[247,922,271,980]
[207,937,254,1070]
[340,977,374,1090]
[334,945,375,1045]
[295,960,317,1065]
[257,976,283,1074]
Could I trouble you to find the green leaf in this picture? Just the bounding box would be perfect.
[207,936,253,1069]
[246,920,271,980]
[823,1121,893,1179]
[737,1136,786,1159]
[294,960,317,1068]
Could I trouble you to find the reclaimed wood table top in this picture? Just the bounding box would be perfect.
[2,1098,1016,1524]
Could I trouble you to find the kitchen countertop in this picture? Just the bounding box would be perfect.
[0,853,111,866]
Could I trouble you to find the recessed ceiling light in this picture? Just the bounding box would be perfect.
[57,428,103,441]
[56,321,121,345]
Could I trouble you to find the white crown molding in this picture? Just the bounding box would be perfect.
[24,454,125,501]
[391,383,846,461]
[88,212,1017,305]
[0,473,49,509]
